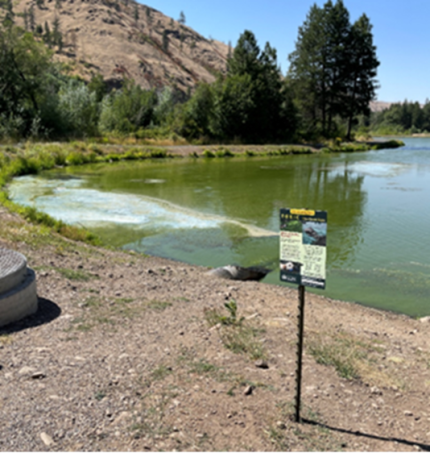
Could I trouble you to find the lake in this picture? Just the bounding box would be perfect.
[8,138,430,317]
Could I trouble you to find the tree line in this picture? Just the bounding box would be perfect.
[369,101,430,135]
[0,0,380,142]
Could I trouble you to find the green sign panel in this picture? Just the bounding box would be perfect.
[280,208,327,289]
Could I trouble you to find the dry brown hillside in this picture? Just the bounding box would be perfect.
[14,0,230,92]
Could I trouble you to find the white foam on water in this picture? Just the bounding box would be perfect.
[8,175,276,237]
[331,161,408,178]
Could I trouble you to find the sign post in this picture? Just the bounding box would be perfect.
[279,208,327,423]
[295,284,305,423]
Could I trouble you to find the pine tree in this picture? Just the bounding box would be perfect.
[162,30,169,53]
[228,30,260,79]
[29,5,35,31]
[288,3,332,135]
[178,11,185,25]
[221,30,286,141]
[342,14,379,138]
[225,40,232,71]
[145,7,152,36]
[52,16,62,50]
[288,0,379,138]
[2,0,15,27]
[57,33,63,52]
[43,21,51,47]
[23,8,29,30]
[70,30,77,55]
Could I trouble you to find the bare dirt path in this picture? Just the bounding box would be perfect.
[1,205,430,451]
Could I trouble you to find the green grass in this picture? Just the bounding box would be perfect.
[176,348,234,383]
[94,391,106,401]
[307,331,401,387]
[187,358,217,375]
[204,301,266,361]
[308,333,367,380]
[57,267,97,281]
[220,324,266,360]
[150,364,173,381]
[146,300,172,311]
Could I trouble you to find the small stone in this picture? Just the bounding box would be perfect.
[404,410,413,416]
[420,316,430,323]
[276,421,286,430]
[370,386,382,395]
[112,411,131,426]
[31,371,46,380]
[254,359,269,369]
[18,366,35,376]
[243,385,254,395]
[40,432,54,446]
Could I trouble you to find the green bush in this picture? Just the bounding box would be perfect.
[99,81,157,134]
[215,148,234,157]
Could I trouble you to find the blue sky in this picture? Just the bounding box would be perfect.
[142,0,430,104]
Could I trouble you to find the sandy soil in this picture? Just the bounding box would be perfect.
[1,204,430,452]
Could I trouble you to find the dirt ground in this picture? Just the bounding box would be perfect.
[1,204,430,452]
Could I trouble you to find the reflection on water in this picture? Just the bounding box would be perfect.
[8,137,430,317]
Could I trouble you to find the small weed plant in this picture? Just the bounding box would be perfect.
[204,300,266,361]
[307,331,401,387]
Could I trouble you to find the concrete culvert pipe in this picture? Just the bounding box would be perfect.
[0,248,38,327]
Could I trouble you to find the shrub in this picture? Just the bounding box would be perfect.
[202,149,215,158]
[99,81,157,134]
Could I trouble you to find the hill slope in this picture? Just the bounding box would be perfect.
[13,0,229,91]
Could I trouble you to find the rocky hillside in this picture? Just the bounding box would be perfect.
[13,0,230,92]
[369,101,393,112]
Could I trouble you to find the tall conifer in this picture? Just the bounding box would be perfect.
[288,0,379,138]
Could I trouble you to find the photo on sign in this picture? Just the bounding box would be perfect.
[280,260,302,273]
[280,219,302,232]
[280,259,302,284]
[302,221,327,246]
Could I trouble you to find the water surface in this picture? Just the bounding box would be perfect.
[9,138,430,316]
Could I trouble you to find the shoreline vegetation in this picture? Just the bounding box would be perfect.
[0,139,404,245]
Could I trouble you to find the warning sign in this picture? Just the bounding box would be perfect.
[280,208,327,289]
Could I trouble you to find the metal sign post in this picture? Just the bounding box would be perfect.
[295,284,305,423]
